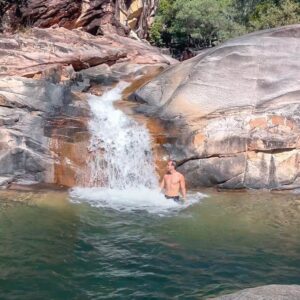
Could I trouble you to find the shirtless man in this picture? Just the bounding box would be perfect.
[160,160,186,202]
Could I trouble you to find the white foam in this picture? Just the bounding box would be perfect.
[70,187,207,215]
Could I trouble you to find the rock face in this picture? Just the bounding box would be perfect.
[0,0,158,38]
[0,27,174,77]
[210,285,300,300]
[133,25,300,190]
[117,0,158,38]
[0,76,89,187]
[0,27,175,188]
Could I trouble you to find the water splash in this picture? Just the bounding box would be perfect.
[70,82,206,213]
[71,188,206,215]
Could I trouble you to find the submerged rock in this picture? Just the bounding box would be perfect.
[210,284,300,300]
[133,25,300,190]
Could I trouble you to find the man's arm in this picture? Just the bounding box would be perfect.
[180,175,186,200]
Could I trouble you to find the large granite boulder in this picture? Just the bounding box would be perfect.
[133,25,300,190]
[211,284,300,300]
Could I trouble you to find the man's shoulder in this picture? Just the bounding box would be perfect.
[176,171,184,178]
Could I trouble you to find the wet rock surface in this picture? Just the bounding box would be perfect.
[133,25,300,190]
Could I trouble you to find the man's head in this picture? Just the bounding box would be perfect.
[167,160,177,172]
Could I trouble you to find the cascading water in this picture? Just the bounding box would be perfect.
[86,82,158,189]
[71,82,204,214]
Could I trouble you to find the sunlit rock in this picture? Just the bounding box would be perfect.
[133,25,300,190]
[0,27,175,78]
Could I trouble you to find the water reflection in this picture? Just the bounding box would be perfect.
[0,191,82,299]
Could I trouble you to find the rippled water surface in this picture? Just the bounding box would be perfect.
[0,189,300,299]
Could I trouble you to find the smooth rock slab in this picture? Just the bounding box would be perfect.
[210,285,300,300]
[0,27,175,77]
[133,25,300,190]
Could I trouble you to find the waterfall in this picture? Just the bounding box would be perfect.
[85,82,158,189]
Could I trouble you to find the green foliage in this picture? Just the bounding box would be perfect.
[149,0,175,46]
[150,0,300,54]
[170,0,246,47]
[249,0,300,30]
[149,16,164,46]
[232,0,265,24]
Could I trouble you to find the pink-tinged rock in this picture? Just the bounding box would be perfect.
[0,27,176,77]
[249,117,267,129]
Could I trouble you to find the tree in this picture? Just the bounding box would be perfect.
[149,0,175,46]
[232,0,267,25]
[171,0,246,48]
[150,0,246,51]
[249,0,300,30]
[149,0,300,55]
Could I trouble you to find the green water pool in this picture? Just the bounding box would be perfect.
[0,189,299,299]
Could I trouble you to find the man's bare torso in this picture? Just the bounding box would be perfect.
[163,171,183,197]
[160,161,187,201]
